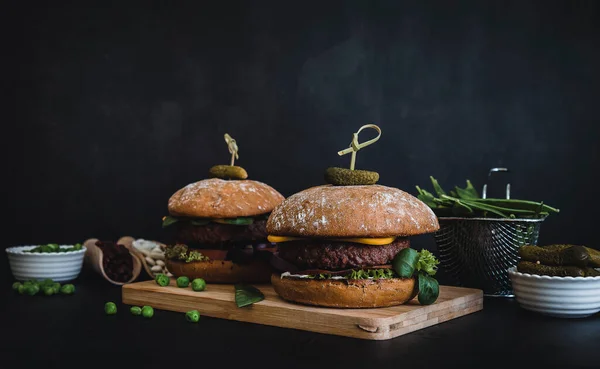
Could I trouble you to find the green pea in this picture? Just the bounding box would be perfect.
[12,282,22,291]
[191,278,206,292]
[130,306,142,316]
[18,285,25,294]
[155,274,170,287]
[52,283,61,294]
[185,310,200,323]
[41,279,54,287]
[24,280,39,289]
[176,276,190,288]
[105,302,117,315]
[73,243,82,250]
[60,284,75,295]
[43,286,55,296]
[141,306,154,318]
[24,284,39,296]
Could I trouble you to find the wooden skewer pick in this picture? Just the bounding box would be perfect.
[337,124,382,170]
[224,133,239,166]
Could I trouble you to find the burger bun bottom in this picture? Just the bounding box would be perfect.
[271,274,418,308]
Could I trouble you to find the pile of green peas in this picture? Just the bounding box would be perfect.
[26,243,83,253]
[12,279,75,296]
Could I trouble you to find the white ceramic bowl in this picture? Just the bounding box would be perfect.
[508,266,600,318]
[6,245,87,282]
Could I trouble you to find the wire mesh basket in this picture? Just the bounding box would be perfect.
[432,167,547,297]
[434,216,544,297]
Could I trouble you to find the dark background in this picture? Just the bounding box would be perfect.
[2,3,600,367]
[3,0,599,259]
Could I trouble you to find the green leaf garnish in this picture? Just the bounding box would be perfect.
[392,248,419,278]
[299,268,397,280]
[418,274,439,305]
[162,216,180,228]
[390,248,441,305]
[216,217,254,225]
[234,284,265,307]
[348,268,396,280]
[162,216,253,227]
[164,244,209,262]
[416,249,440,276]
[185,250,208,262]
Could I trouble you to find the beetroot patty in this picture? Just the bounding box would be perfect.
[277,238,410,270]
[174,220,268,245]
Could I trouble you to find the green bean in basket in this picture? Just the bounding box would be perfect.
[472,198,559,214]
[415,176,559,219]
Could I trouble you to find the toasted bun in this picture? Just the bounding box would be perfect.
[271,274,418,308]
[266,185,439,238]
[165,258,273,284]
[168,178,284,218]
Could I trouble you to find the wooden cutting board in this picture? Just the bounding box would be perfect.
[122,280,483,340]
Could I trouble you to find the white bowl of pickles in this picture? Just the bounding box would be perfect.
[6,244,87,282]
[508,244,600,318]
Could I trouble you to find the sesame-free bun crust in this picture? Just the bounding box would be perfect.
[168,178,284,218]
[266,185,439,238]
[165,258,273,284]
[271,274,418,308]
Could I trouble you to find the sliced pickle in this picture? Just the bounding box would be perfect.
[209,165,248,180]
[324,167,379,186]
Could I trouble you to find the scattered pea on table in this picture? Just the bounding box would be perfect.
[42,286,54,296]
[191,278,206,291]
[176,276,190,288]
[51,283,61,294]
[186,310,200,323]
[24,282,39,296]
[130,306,142,316]
[141,306,154,318]
[60,284,75,295]
[105,302,117,315]
[155,273,170,287]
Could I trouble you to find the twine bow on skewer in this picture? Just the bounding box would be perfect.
[224,133,239,166]
[337,124,382,170]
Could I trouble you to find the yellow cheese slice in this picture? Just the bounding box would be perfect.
[333,237,396,246]
[267,235,304,243]
[267,235,396,246]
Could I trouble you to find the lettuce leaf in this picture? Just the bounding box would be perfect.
[416,249,440,276]
[302,268,397,280]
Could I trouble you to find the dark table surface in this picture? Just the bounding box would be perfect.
[2,261,599,369]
